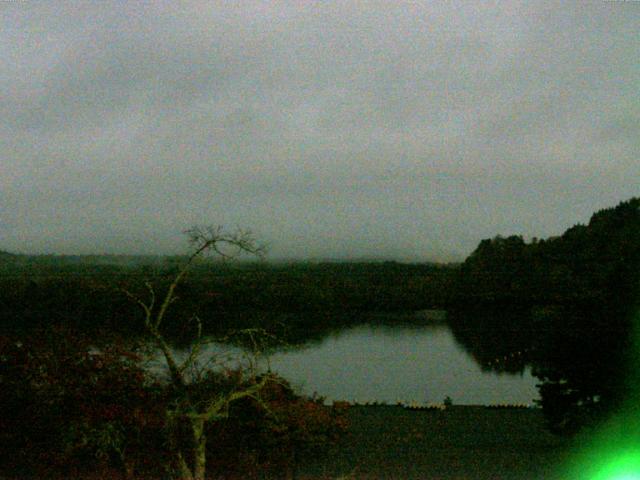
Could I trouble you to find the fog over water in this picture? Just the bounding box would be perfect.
[2,2,639,260]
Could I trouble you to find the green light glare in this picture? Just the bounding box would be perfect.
[590,451,640,480]
[552,311,640,479]
[558,438,640,478]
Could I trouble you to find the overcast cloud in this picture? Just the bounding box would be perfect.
[1,1,639,260]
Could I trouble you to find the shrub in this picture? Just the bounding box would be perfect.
[0,326,167,479]
[204,374,349,478]
[0,327,348,479]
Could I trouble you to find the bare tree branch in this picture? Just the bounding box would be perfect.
[121,225,269,480]
[120,288,152,324]
[178,315,203,376]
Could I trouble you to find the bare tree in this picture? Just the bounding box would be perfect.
[123,226,272,480]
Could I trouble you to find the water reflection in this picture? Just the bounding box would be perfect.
[153,321,540,406]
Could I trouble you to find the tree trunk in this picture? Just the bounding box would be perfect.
[286,447,297,480]
[176,451,194,480]
[167,411,195,480]
[192,417,207,480]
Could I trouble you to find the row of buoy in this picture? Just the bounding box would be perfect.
[403,402,447,411]
[484,403,532,409]
[332,401,447,410]
[487,349,530,366]
[331,401,533,410]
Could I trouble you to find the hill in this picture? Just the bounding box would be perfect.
[450,197,640,434]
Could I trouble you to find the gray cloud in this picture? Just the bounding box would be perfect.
[2,1,639,260]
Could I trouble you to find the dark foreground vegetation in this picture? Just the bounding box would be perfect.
[0,325,348,479]
[1,197,639,478]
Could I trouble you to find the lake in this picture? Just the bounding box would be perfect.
[154,317,540,406]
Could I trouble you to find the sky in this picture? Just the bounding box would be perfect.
[2,1,639,261]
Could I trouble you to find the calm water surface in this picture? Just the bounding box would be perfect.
[158,321,540,406]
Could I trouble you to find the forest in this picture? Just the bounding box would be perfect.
[1,197,639,478]
[0,256,455,344]
[449,197,640,434]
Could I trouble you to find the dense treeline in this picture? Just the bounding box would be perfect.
[0,259,455,345]
[449,197,640,433]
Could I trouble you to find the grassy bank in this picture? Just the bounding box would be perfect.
[301,405,570,480]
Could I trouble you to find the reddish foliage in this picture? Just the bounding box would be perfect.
[0,326,168,479]
[205,375,349,478]
[1,327,348,479]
